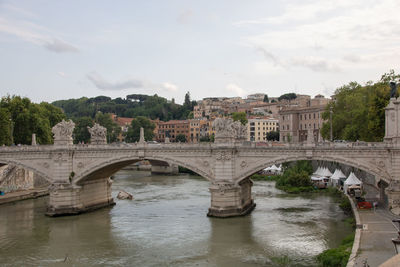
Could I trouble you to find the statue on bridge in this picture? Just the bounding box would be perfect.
[88,123,107,145]
[213,118,247,143]
[52,120,75,146]
[390,81,398,99]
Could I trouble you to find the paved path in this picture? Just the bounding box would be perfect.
[0,188,48,205]
[354,208,400,267]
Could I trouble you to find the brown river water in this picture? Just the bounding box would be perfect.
[0,170,353,266]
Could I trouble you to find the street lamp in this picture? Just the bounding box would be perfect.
[392,219,400,254]
[330,106,333,142]
[9,118,14,145]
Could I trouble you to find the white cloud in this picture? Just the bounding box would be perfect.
[238,0,400,73]
[226,83,247,97]
[177,9,193,24]
[162,82,179,92]
[0,16,79,53]
[87,72,180,94]
[87,72,145,90]
[57,71,67,77]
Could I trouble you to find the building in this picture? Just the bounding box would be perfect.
[189,119,208,143]
[155,120,190,142]
[279,95,330,143]
[247,116,279,141]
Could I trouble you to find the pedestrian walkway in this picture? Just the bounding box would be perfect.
[353,207,400,267]
[0,188,48,205]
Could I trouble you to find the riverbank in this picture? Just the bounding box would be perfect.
[0,188,48,205]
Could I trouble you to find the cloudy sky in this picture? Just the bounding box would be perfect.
[0,0,399,104]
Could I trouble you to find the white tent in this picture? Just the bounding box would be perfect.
[330,169,346,186]
[320,167,333,178]
[344,172,362,192]
[313,167,323,176]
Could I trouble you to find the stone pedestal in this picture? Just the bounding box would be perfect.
[207,178,255,218]
[387,180,400,215]
[46,178,114,216]
[385,98,400,144]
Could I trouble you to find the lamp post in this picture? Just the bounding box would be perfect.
[392,219,400,254]
[9,118,14,145]
[330,106,333,142]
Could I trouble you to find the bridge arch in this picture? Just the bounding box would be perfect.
[0,159,52,183]
[73,155,212,186]
[235,155,391,186]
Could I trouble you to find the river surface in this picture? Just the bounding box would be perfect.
[0,171,353,266]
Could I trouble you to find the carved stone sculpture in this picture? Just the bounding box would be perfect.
[88,123,107,145]
[213,118,247,143]
[390,81,398,99]
[52,120,75,146]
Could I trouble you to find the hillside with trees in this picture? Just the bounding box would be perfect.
[52,93,196,121]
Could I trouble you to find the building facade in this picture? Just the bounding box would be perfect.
[247,116,279,141]
[279,95,330,143]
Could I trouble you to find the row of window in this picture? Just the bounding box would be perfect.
[300,113,320,120]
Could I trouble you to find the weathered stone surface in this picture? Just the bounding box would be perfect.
[52,120,75,146]
[117,190,133,200]
[88,123,107,145]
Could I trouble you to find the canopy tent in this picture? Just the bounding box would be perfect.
[320,167,333,178]
[330,169,347,186]
[344,172,362,192]
[262,164,282,174]
[313,167,323,176]
[311,176,324,181]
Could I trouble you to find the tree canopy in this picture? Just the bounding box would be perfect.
[52,93,195,122]
[231,112,248,125]
[321,70,400,142]
[278,93,297,101]
[125,116,155,142]
[0,95,65,145]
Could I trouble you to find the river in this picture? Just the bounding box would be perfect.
[0,171,353,266]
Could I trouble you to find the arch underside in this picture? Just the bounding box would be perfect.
[236,154,391,185]
[74,156,211,185]
[0,159,52,183]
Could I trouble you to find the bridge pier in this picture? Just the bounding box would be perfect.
[46,178,115,216]
[207,178,255,218]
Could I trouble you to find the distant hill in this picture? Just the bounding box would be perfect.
[52,94,195,121]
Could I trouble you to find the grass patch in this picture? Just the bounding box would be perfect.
[316,233,355,267]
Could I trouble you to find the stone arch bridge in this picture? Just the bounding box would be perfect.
[1,98,400,217]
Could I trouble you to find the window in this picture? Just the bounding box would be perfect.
[309,114,311,119]
[314,113,316,119]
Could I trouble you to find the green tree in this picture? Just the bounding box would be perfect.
[0,96,64,145]
[0,108,12,145]
[266,131,279,141]
[125,116,155,142]
[321,71,400,142]
[263,94,269,103]
[232,112,248,125]
[278,93,297,101]
[175,134,187,142]
[73,117,94,144]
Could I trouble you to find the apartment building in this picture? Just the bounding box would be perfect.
[247,116,279,141]
[279,95,330,143]
[155,120,190,142]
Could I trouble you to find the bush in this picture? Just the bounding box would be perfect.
[316,233,354,267]
[339,196,352,214]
